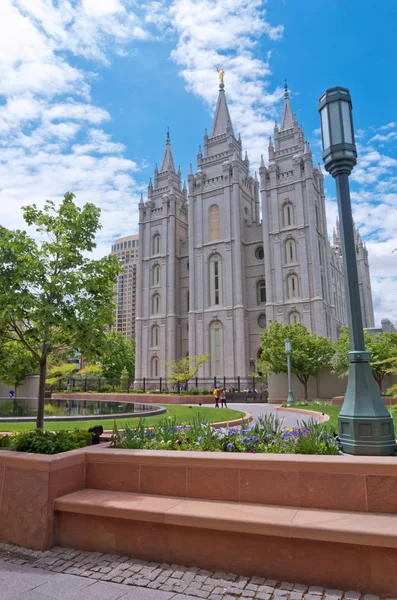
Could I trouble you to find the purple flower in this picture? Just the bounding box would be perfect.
[227,443,233,451]
[176,439,182,445]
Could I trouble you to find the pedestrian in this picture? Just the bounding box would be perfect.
[213,386,220,408]
[220,388,227,408]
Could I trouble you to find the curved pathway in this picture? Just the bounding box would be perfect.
[228,403,322,428]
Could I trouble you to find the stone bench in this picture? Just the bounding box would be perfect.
[54,488,397,595]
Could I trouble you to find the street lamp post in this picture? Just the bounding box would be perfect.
[318,87,395,455]
[284,338,295,406]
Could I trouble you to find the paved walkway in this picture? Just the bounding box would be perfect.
[0,544,390,600]
[220,403,322,428]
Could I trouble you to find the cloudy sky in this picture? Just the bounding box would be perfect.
[1,0,396,326]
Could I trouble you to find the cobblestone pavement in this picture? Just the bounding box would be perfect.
[0,544,394,600]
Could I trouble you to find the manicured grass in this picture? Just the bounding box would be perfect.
[0,405,245,433]
[295,402,397,431]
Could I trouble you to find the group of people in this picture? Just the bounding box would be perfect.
[212,386,228,408]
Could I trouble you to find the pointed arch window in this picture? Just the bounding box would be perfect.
[210,320,224,377]
[151,325,160,347]
[285,239,297,264]
[152,263,160,285]
[153,234,160,255]
[152,293,160,315]
[283,202,295,227]
[209,254,222,306]
[287,274,299,299]
[151,356,159,377]
[209,204,220,241]
[257,280,266,304]
[289,311,300,325]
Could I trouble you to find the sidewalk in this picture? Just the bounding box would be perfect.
[0,544,393,600]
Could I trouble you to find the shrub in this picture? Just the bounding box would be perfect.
[11,429,93,454]
[44,404,65,417]
[0,434,12,448]
[0,400,31,417]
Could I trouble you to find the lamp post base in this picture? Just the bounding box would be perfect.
[338,352,396,456]
[287,391,295,406]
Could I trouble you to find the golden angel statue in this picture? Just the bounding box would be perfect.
[216,67,225,84]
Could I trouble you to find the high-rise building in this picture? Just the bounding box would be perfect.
[134,80,374,382]
[110,234,139,338]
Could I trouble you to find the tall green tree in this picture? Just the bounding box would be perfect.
[332,326,397,392]
[0,193,121,428]
[257,322,334,400]
[0,338,37,396]
[85,331,135,380]
[165,354,210,387]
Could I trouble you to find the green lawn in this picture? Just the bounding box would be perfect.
[295,402,397,431]
[0,405,245,433]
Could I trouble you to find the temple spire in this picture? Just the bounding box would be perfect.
[280,80,294,131]
[210,81,234,137]
[160,127,175,173]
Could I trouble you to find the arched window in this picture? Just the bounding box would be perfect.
[151,325,159,347]
[152,264,160,285]
[289,311,300,325]
[209,204,220,241]
[209,254,222,306]
[210,320,224,377]
[151,356,159,377]
[257,280,266,304]
[283,202,294,227]
[258,314,267,328]
[152,234,160,255]
[187,291,190,312]
[287,274,299,299]
[152,293,160,315]
[285,239,297,264]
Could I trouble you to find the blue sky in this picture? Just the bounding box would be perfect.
[0,0,396,326]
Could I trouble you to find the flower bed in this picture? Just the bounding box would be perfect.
[113,414,342,455]
[0,429,93,454]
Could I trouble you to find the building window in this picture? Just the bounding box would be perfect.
[258,314,267,328]
[315,204,320,230]
[152,234,160,255]
[151,325,159,347]
[287,274,299,299]
[285,239,297,264]
[151,356,159,377]
[209,254,222,306]
[255,246,264,260]
[210,320,224,377]
[187,291,190,312]
[318,239,322,266]
[152,293,160,314]
[289,311,300,324]
[283,202,294,227]
[257,280,266,304]
[209,204,220,241]
[153,263,160,285]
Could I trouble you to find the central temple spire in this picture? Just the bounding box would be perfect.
[280,80,294,131]
[210,75,234,138]
[160,127,175,173]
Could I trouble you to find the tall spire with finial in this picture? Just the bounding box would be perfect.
[160,126,175,173]
[210,69,234,137]
[280,79,294,131]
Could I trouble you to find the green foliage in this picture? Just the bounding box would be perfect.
[46,363,78,386]
[332,327,397,391]
[0,193,121,428]
[0,339,37,389]
[78,364,103,377]
[257,322,334,400]
[43,404,65,416]
[86,331,135,380]
[120,367,130,392]
[165,354,210,385]
[0,401,31,417]
[0,434,12,448]
[113,414,341,455]
[10,429,93,454]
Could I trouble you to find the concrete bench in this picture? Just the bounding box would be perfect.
[54,488,397,595]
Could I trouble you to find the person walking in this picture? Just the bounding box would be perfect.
[213,386,220,408]
[220,388,228,408]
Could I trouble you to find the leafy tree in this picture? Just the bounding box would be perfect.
[86,331,135,380]
[0,193,121,429]
[257,322,334,400]
[78,364,103,377]
[46,363,78,387]
[332,326,397,392]
[0,338,37,396]
[120,366,129,392]
[165,354,210,387]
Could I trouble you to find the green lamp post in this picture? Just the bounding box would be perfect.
[318,87,395,455]
[285,338,295,406]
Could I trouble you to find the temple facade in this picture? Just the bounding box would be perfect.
[134,82,374,382]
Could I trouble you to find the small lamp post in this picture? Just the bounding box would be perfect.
[284,338,295,406]
[318,87,395,455]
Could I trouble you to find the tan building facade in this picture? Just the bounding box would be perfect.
[110,234,139,338]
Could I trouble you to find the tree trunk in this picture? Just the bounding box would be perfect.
[303,379,309,401]
[36,359,47,429]
[375,375,383,393]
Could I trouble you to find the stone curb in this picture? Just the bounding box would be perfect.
[278,407,330,423]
